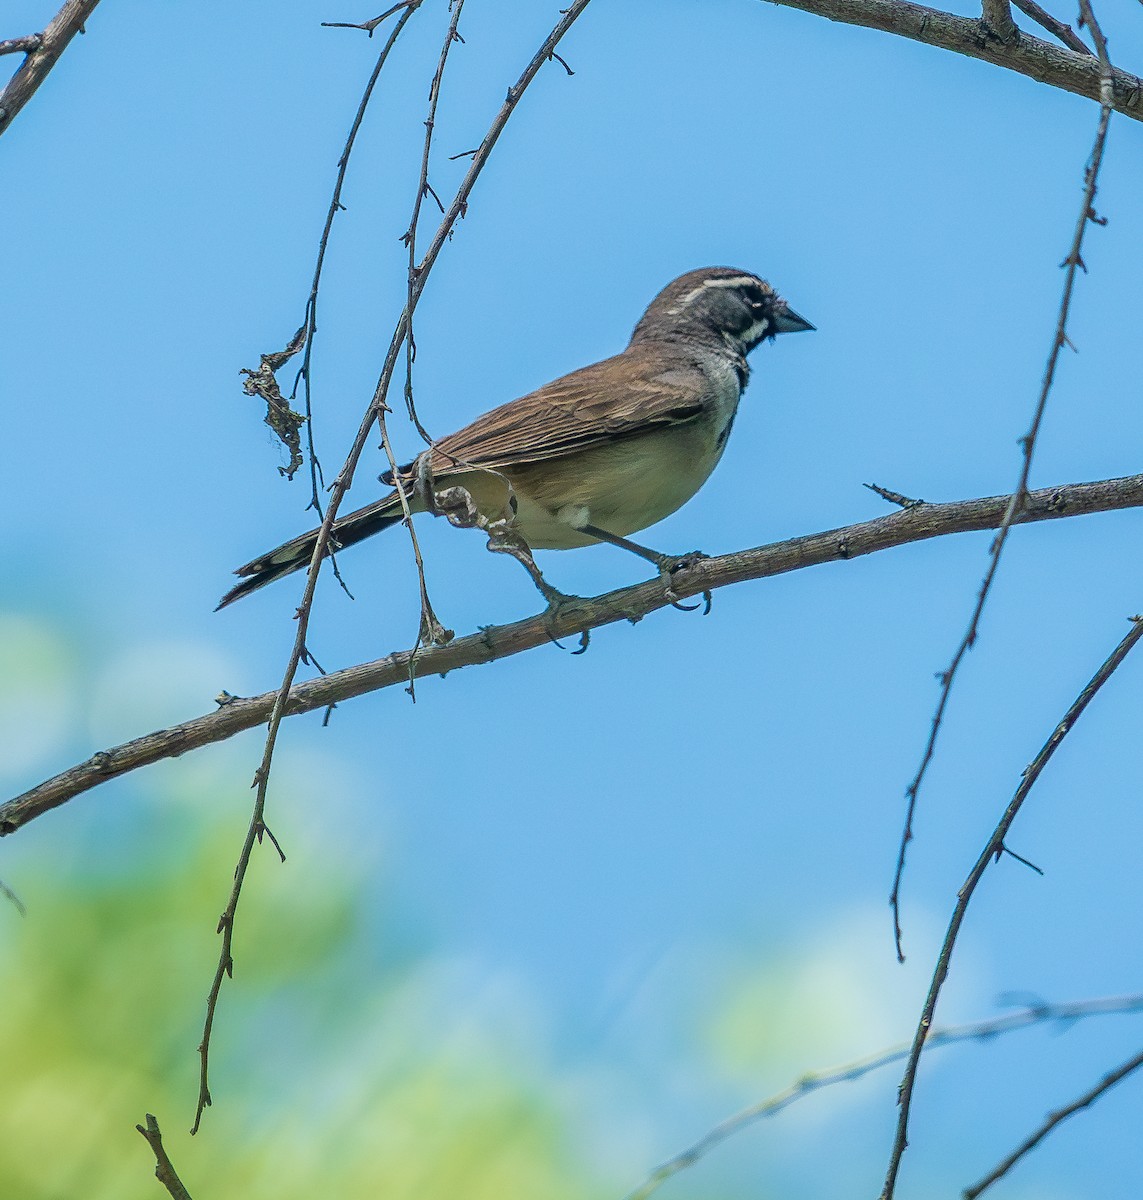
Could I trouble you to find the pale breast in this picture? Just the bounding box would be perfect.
[510,353,744,549]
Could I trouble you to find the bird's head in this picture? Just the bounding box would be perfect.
[630,267,814,356]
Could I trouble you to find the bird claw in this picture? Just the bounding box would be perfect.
[541,588,585,649]
[657,552,712,614]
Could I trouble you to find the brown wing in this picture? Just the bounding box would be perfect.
[426,352,709,472]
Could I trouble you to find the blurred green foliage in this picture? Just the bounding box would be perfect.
[0,816,604,1199]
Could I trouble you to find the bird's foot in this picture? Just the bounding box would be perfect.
[540,587,590,653]
[656,551,713,614]
[484,523,584,633]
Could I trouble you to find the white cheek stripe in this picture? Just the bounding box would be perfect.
[669,275,764,314]
[742,316,771,343]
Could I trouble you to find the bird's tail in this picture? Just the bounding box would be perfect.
[216,494,404,609]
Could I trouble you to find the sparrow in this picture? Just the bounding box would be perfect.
[218,266,813,609]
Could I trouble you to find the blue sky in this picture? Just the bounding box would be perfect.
[3,1,1143,1195]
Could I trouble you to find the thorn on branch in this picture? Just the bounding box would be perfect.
[1001,843,1045,875]
[258,820,287,863]
[299,646,329,675]
[548,50,575,74]
[865,481,925,509]
[321,1,419,35]
[424,180,445,213]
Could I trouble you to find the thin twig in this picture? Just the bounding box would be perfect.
[322,2,414,35]
[190,0,593,1133]
[193,3,427,1136]
[294,0,423,521]
[761,0,1141,121]
[402,0,465,442]
[965,1042,1143,1198]
[963,40,1134,1200]
[136,1114,194,1200]
[624,993,1143,1200]
[888,8,1115,962]
[0,876,26,915]
[880,612,1143,1200]
[0,0,101,137]
[387,0,470,659]
[1010,0,1093,54]
[3,473,1142,836]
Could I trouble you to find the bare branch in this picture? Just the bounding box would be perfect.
[1011,0,1093,55]
[299,0,424,516]
[136,1115,194,1200]
[965,1043,1143,1198]
[402,0,466,439]
[0,0,101,137]
[889,12,1115,962]
[762,0,1142,121]
[246,0,424,520]
[880,611,1143,1200]
[3,473,1142,837]
[0,35,44,57]
[193,5,430,1135]
[980,0,1017,45]
[321,2,417,35]
[191,0,594,1133]
[388,0,471,660]
[625,993,1143,1200]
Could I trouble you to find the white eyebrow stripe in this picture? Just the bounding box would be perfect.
[670,275,762,313]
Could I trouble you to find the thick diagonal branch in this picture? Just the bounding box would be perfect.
[765,0,1142,120]
[0,0,101,137]
[3,473,1141,836]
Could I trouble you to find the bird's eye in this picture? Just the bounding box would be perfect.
[745,287,768,309]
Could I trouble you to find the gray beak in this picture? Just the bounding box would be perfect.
[773,304,815,334]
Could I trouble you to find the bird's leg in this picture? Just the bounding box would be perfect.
[484,521,575,610]
[580,524,712,613]
[430,482,577,619]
